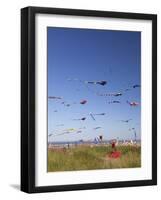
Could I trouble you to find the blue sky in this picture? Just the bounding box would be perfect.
[47,27,141,142]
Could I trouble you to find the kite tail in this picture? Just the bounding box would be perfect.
[97,93,113,96]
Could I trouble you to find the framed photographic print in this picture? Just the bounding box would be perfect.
[21,6,157,193]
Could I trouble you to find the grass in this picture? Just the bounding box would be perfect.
[48,145,141,172]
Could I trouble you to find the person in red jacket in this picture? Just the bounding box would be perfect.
[111,140,117,151]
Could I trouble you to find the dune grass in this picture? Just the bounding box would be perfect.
[48,145,141,172]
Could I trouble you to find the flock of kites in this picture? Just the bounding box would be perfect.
[48,78,140,141]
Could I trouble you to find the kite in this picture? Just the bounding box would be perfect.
[49,128,78,137]
[61,102,71,107]
[129,128,135,131]
[73,117,86,121]
[93,127,102,130]
[99,92,122,97]
[52,129,76,137]
[76,130,82,133]
[64,128,76,132]
[124,84,140,91]
[90,113,96,121]
[80,100,87,104]
[124,88,131,91]
[79,127,86,130]
[111,93,122,96]
[108,151,121,159]
[67,78,107,86]
[89,112,106,121]
[129,128,137,141]
[84,80,107,86]
[53,131,70,137]
[94,135,103,143]
[51,127,84,137]
[66,128,76,131]
[48,96,62,100]
[67,78,108,97]
[56,124,64,126]
[132,84,141,88]
[51,128,77,136]
[94,137,100,144]
[120,119,132,123]
[127,101,139,106]
[94,113,106,115]
[61,99,87,107]
[108,101,121,104]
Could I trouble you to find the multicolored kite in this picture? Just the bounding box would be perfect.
[127,101,139,106]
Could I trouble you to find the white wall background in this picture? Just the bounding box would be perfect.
[0,0,159,199]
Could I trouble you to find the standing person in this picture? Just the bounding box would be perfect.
[111,139,117,151]
[99,135,103,144]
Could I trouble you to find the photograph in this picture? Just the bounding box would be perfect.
[47,27,141,172]
[21,6,157,193]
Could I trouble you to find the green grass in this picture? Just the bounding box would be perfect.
[48,145,141,172]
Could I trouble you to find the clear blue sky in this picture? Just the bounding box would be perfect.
[47,27,141,142]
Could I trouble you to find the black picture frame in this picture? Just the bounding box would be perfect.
[21,6,157,193]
